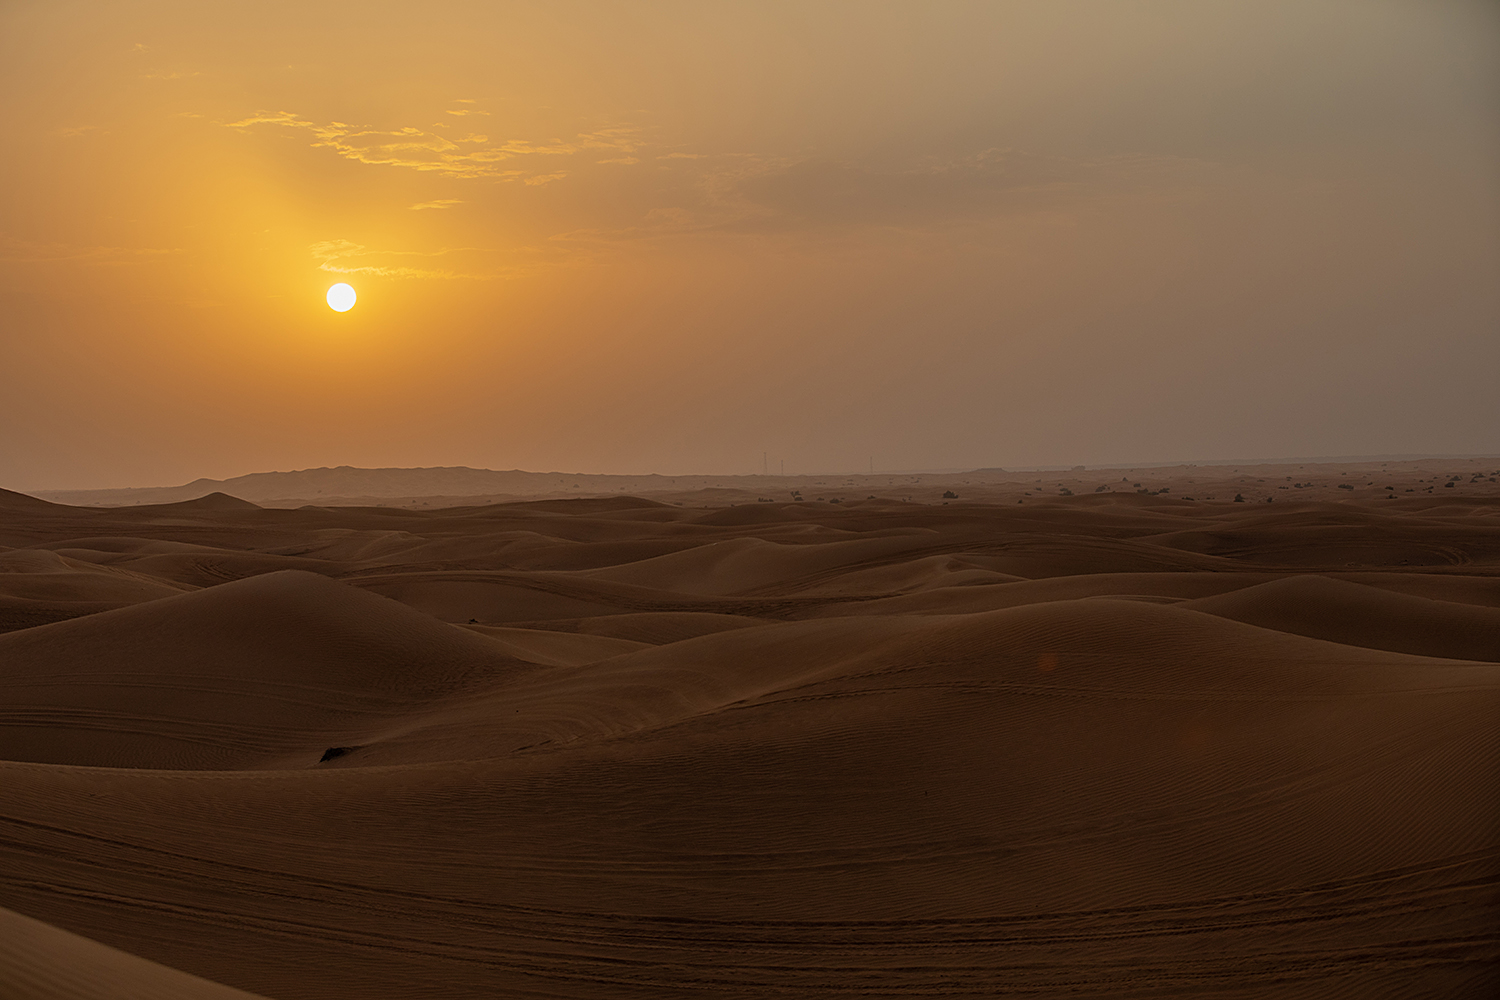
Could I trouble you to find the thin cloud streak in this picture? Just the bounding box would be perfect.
[0,235,181,264]
[307,239,528,280]
[222,111,642,182]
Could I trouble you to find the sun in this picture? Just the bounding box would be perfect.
[326,283,357,312]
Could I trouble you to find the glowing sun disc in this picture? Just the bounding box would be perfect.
[326,283,357,312]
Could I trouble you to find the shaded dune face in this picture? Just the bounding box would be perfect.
[0,490,1498,998]
[0,905,273,1000]
[1179,574,1500,661]
[0,571,537,769]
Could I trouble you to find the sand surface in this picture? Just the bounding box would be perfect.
[1,466,1498,998]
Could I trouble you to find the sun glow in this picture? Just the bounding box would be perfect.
[326,283,357,312]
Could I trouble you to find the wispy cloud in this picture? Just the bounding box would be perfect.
[222,110,641,182]
[548,206,725,245]
[0,235,179,264]
[701,148,1104,232]
[548,148,1179,245]
[142,70,199,81]
[409,199,465,211]
[308,239,502,279]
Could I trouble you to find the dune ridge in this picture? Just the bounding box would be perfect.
[0,476,1497,998]
[0,906,271,1000]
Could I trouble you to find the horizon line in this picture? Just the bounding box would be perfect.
[21,452,1500,495]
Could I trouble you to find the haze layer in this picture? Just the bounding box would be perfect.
[3,1,1499,489]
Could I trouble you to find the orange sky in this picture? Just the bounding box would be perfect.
[3,0,1498,489]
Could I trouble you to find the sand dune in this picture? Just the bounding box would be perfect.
[576,533,942,596]
[0,906,271,1000]
[1181,575,1500,660]
[0,548,192,605]
[0,487,65,513]
[0,471,1497,997]
[561,610,767,644]
[0,571,537,769]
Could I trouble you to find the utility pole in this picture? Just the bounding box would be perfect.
[763,452,767,476]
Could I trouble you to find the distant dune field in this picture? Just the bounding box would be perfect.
[29,455,1500,509]
[1,472,1498,998]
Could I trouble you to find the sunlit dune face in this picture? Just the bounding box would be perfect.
[326,283,357,313]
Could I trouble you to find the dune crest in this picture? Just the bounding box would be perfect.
[0,906,271,1000]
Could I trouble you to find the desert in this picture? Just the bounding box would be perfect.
[1,461,1498,998]
[4,2,1499,996]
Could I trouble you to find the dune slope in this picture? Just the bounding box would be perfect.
[0,571,536,769]
[0,906,272,1000]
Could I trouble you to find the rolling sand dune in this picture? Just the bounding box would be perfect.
[1,470,1497,998]
[1180,575,1500,661]
[0,906,272,1000]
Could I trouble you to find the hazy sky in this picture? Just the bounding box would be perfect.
[3,0,1498,489]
